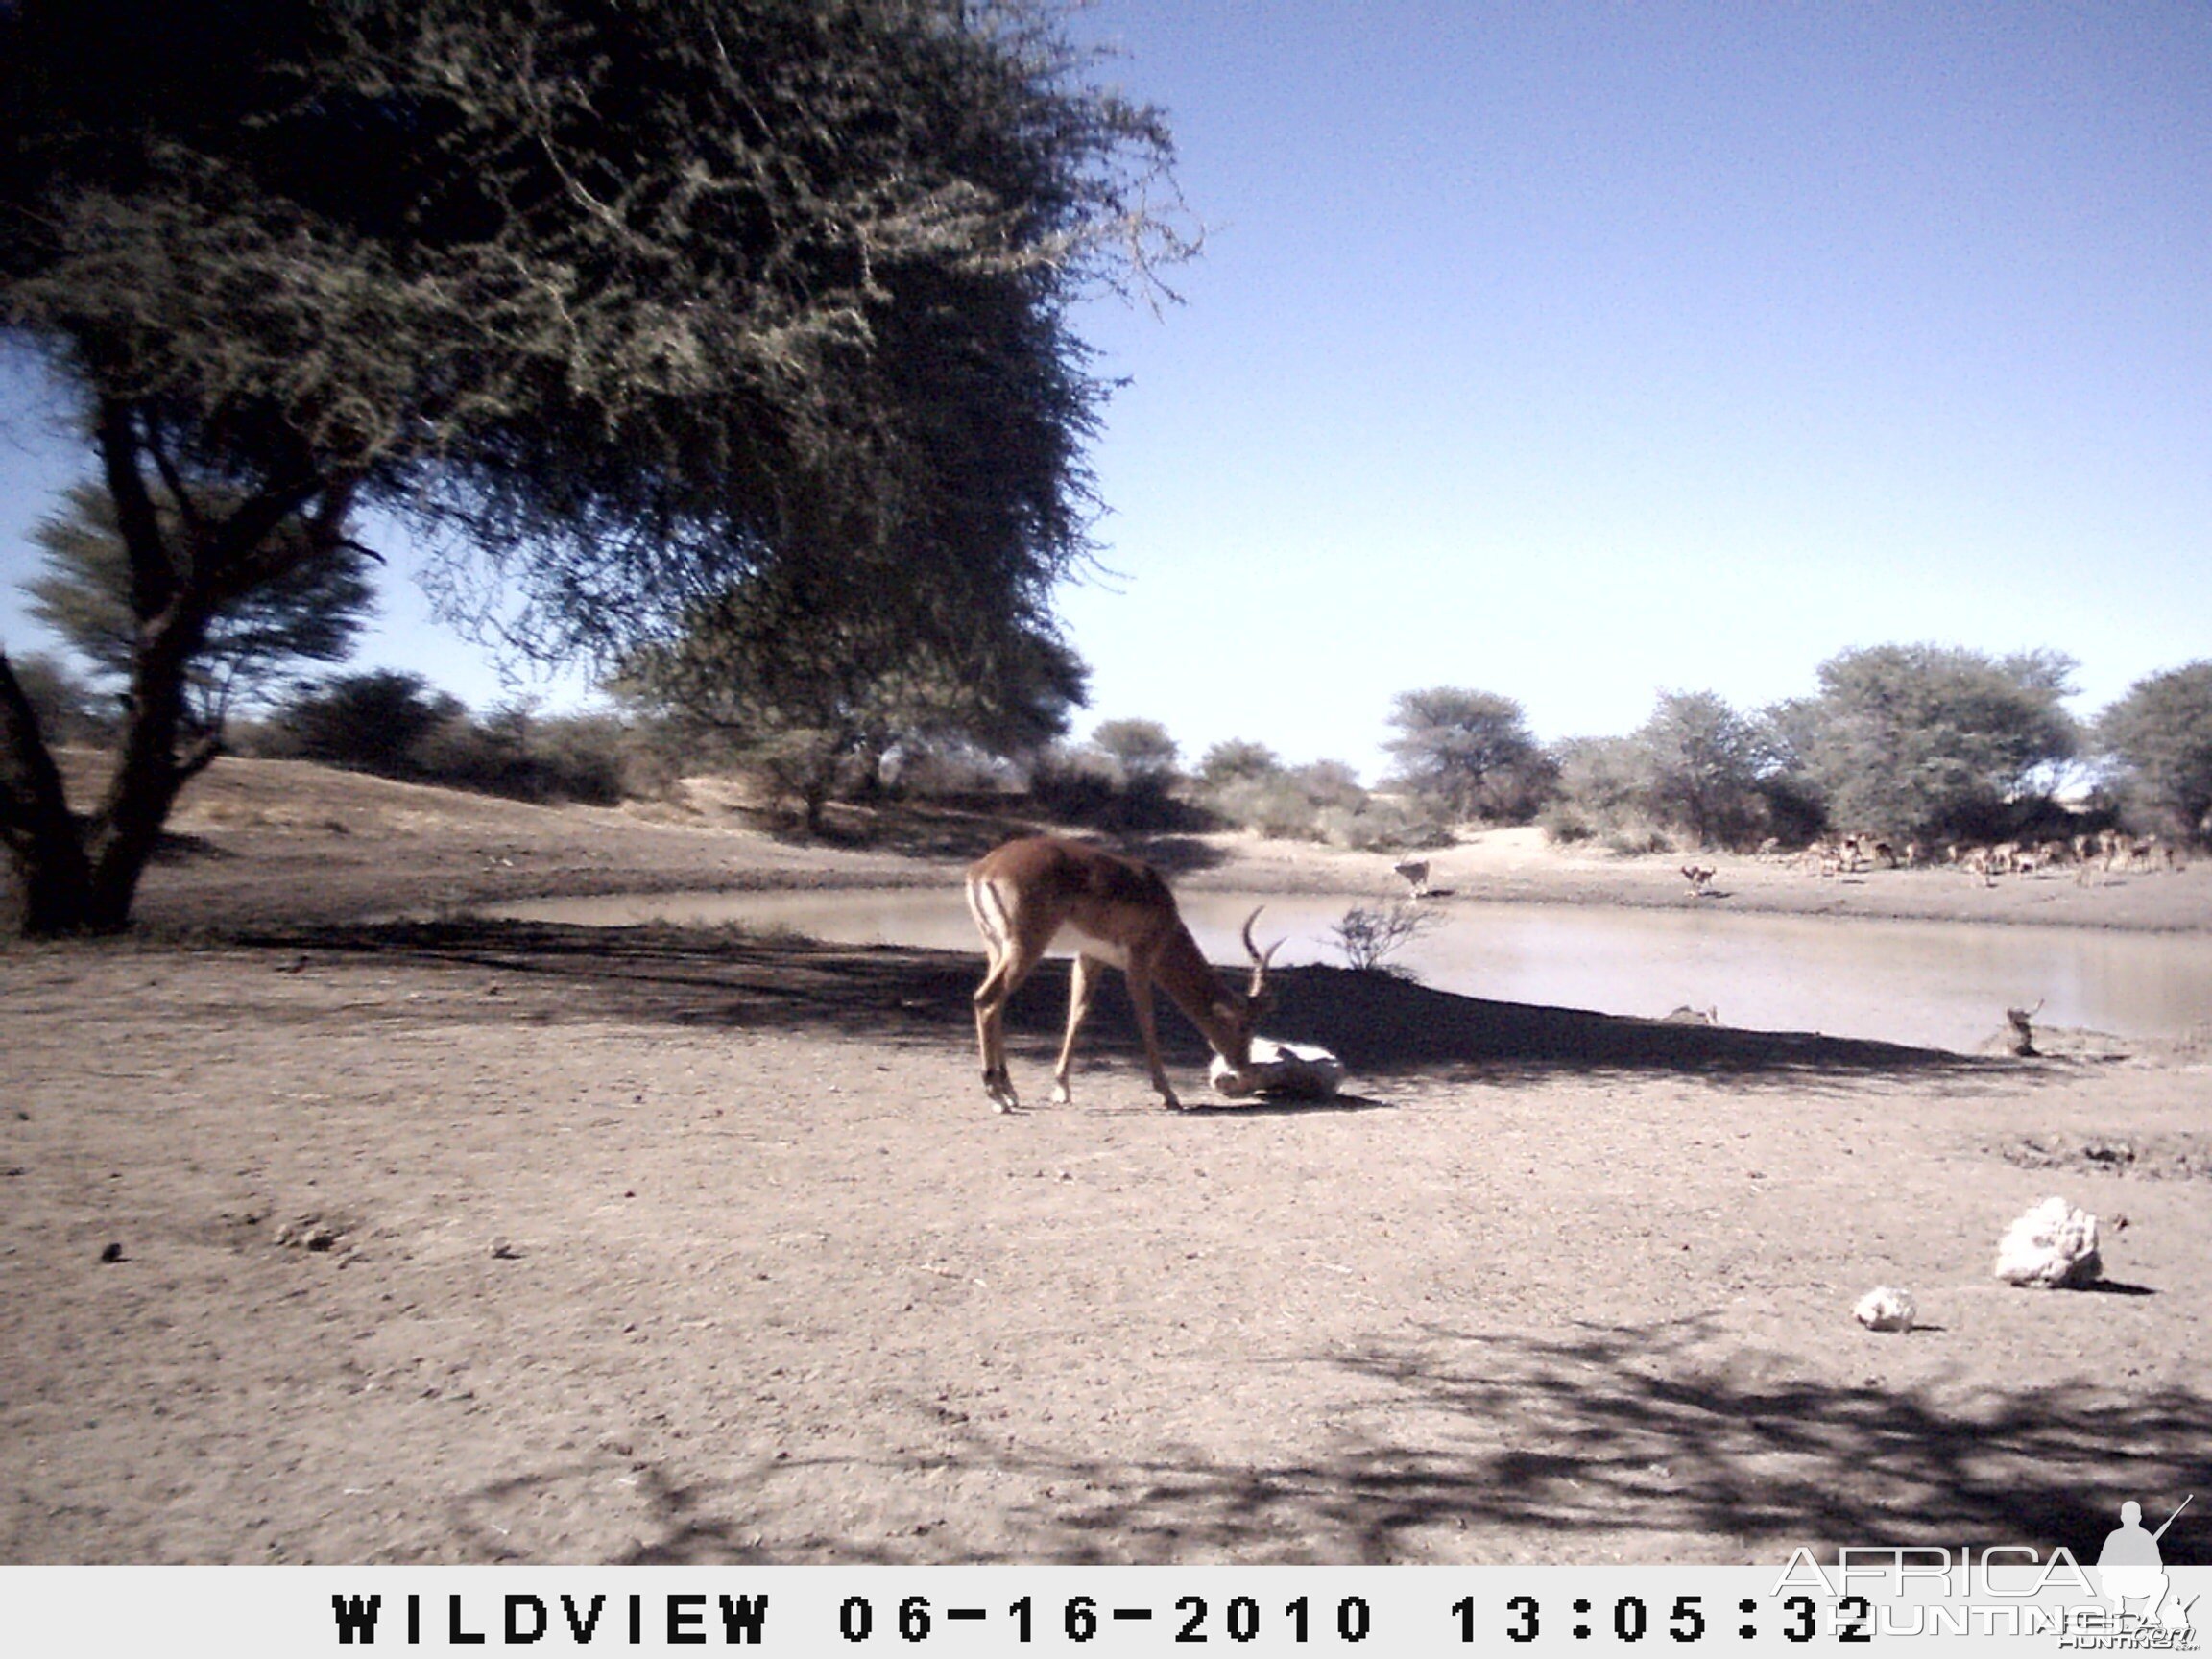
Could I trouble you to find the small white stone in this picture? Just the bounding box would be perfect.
[1854,1286,1916,1332]
[1993,1195,2103,1288]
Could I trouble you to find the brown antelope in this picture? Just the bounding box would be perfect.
[966,835,1280,1113]
[1680,863,1716,895]
[1391,857,1431,898]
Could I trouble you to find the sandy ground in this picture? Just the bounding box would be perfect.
[4,755,2210,1565]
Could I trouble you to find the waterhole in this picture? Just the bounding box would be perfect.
[477,888,2212,1054]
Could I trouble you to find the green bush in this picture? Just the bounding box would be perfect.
[1537,800,1595,845]
[268,675,629,804]
[1209,772,1327,839]
[1314,796,1452,853]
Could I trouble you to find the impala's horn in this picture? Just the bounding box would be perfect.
[1241,906,1283,1000]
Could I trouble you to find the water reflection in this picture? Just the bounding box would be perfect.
[477,888,2212,1053]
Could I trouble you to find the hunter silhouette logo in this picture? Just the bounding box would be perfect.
[2097,1496,2195,1633]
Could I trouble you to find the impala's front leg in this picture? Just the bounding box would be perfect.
[1051,954,1103,1104]
[1123,970,1182,1110]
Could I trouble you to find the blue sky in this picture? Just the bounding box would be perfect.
[5,1,2208,781]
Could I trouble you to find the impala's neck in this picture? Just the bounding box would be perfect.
[1152,926,1249,1064]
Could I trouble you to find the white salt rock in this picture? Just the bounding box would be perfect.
[1853,1286,1916,1332]
[1210,1038,1345,1100]
[1993,1195,2103,1288]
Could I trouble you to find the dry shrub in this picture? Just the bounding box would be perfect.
[1328,896,1444,976]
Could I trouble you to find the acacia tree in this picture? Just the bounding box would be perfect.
[0,0,1186,933]
[27,481,375,734]
[1087,717,1181,782]
[1767,645,2079,841]
[2098,662,2212,841]
[1382,686,1551,823]
[276,670,467,781]
[1630,689,1769,849]
[1194,738,1283,788]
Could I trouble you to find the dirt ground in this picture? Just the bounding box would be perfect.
[4,756,2210,1565]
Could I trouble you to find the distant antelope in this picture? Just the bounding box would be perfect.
[1391,858,1431,899]
[1680,863,1716,896]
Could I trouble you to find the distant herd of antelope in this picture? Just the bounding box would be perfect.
[1769,828,2186,885]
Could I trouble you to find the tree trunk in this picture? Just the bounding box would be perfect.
[0,607,210,937]
[801,775,831,837]
[2,402,340,936]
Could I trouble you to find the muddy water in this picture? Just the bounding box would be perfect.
[477,888,2212,1053]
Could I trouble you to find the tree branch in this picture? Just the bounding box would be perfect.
[93,397,177,623]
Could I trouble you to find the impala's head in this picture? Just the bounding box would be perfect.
[1207,907,1282,1071]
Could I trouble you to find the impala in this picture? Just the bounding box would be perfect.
[966,835,1279,1113]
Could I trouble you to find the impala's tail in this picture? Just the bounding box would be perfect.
[967,871,1015,958]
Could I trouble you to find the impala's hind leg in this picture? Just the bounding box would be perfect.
[972,956,1019,1111]
[968,878,1037,1113]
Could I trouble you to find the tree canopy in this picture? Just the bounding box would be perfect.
[27,480,375,731]
[1382,686,1550,823]
[1767,644,2079,841]
[1629,689,1770,849]
[1086,717,1181,781]
[2098,661,2212,839]
[617,565,1089,830]
[0,0,1186,931]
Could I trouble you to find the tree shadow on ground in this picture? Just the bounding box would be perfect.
[521,1317,2212,1566]
[982,1319,2212,1564]
[239,920,1995,1086]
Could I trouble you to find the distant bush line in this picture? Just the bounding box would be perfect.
[24,645,2210,854]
